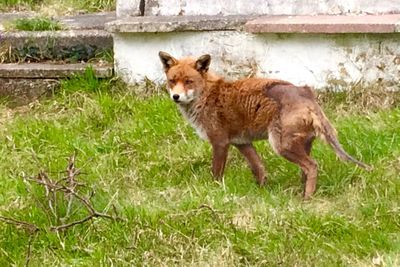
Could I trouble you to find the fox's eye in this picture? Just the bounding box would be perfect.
[168,79,176,84]
[185,80,193,85]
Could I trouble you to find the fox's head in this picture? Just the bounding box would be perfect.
[158,51,211,104]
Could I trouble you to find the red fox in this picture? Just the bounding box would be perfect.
[158,51,371,199]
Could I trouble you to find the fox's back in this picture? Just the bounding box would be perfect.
[200,78,292,142]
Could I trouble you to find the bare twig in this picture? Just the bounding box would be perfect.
[0,215,39,232]
[22,178,53,223]
[50,214,97,231]
[112,204,119,218]
[197,204,220,220]
[50,211,119,231]
[38,172,58,221]
[25,232,37,267]
[1,155,124,266]
[23,174,124,230]
[64,155,80,220]
[198,204,216,213]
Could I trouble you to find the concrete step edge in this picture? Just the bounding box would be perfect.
[1,29,113,53]
[2,29,111,38]
[0,63,114,78]
[105,15,257,33]
[245,14,400,33]
[105,14,400,33]
[0,12,116,31]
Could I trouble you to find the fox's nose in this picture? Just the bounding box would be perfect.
[172,94,180,101]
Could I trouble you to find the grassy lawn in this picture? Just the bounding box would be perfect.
[0,0,115,14]
[0,71,399,266]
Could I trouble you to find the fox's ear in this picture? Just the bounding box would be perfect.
[159,51,177,71]
[195,54,211,73]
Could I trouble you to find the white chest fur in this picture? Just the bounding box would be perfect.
[178,105,208,141]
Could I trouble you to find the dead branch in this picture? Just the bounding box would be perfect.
[0,215,39,232]
[0,155,125,266]
[50,211,119,231]
[198,204,217,213]
[25,232,37,267]
[65,155,79,220]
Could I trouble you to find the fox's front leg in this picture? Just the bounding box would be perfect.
[234,143,266,186]
[211,142,229,180]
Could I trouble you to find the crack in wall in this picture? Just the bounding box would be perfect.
[139,0,145,16]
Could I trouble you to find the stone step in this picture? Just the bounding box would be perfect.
[1,29,112,51]
[106,15,256,33]
[0,78,59,106]
[1,30,112,63]
[245,14,400,33]
[0,12,116,31]
[106,14,400,34]
[0,63,113,78]
[0,12,114,63]
[0,62,113,105]
[0,12,115,104]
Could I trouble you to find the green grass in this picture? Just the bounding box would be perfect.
[0,0,39,11]
[5,16,63,31]
[0,0,115,13]
[0,71,399,266]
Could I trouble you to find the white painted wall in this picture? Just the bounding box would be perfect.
[119,0,400,17]
[117,0,141,17]
[113,32,400,89]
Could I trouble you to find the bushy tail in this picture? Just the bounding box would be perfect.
[312,108,372,170]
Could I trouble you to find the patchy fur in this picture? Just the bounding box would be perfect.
[159,51,371,199]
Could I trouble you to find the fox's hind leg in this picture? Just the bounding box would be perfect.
[269,128,318,199]
[234,143,266,186]
[301,136,315,184]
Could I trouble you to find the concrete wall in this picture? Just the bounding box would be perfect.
[117,0,400,17]
[117,0,141,17]
[113,32,400,89]
[114,0,400,89]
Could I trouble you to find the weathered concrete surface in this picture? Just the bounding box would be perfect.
[245,14,400,33]
[0,78,58,105]
[0,12,115,103]
[1,30,112,50]
[107,14,400,33]
[106,15,256,33]
[60,12,116,30]
[0,63,113,78]
[0,12,115,30]
[0,12,33,25]
[0,13,113,61]
[119,0,400,17]
[113,31,400,89]
[117,0,142,17]
[0,12,31,31]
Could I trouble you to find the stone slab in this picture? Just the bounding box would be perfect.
[0,63,113,78]
[245,14,400,33]
[0,78,58,106]
[0,12,115,31]
[1,30,112,50]
[60,12,116,30]
[106,15,257,33]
